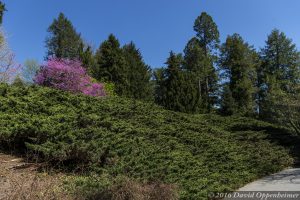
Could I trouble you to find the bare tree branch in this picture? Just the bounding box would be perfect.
[0,27,20,83]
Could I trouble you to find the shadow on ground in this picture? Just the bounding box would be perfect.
[264,128,300,167]
[229,123,300,167]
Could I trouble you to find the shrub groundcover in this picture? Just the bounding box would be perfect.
[0,84,294,199]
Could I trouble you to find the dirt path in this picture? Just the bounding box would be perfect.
[0,152,70,200]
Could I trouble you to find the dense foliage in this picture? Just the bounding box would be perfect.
[183,37,218,113]
[0,84,296,199]
[122,42,153,101]
[219,34,258,116]
[155,12,220,113]
[34,58,106,97]
[93,34,128,96]
[273,85,300,135]
[190,12,219,111]
[155,52,196,113]
[45,13,82,59]
[1,5,300,199]
[79,43,97,74]
[41,12,300,129]
[258,29,300,121]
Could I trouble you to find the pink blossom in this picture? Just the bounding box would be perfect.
[34,58,106,97]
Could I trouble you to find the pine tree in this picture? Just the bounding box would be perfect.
[46,13,82,59]
[273,85,300,135]
[194,12,220,56]
[94,34,128,96]
[259,29,300,120]
[183,37,218,113]
[153,67,166,105]
[179,71,200,113]
[220,84,235,115]
[182,12,220,112]
[165,52,182,111]
[154,52,184,111]
[122,42,153,101]
[78,42,96,74]
[219,34,258,116]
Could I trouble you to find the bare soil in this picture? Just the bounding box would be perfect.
[0,152,71,200]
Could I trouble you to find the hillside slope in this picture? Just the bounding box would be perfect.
[0,84,297,199]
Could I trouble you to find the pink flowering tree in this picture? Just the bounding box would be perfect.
[34,58,106,97]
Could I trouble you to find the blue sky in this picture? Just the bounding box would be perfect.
[3,0,300,68]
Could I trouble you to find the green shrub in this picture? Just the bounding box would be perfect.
[0,84,296,199]
[103,82,116,97]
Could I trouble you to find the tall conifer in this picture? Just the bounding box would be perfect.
[46,13,82,59]
[94,34,128,96]
[182,12,220,113]
[122,42,153,101]
[259,29,300,120]
[219,34,258,115]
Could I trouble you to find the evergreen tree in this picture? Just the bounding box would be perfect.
[156,52,186,112]
[259,29,300,120]
[220,84,235,115]
[182,12,220,113]
[183,37,218,113]
[179,71,200,113]
[94,34,128,96]
[219,34,258,115]
[79,42,96,74]
[193,12,220,56]
[153,67,166,105]
[122,42,153,101]
[164,52,182,110]
[46,13,82,59]
[273,85,300,135]
[0,1,6,25]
